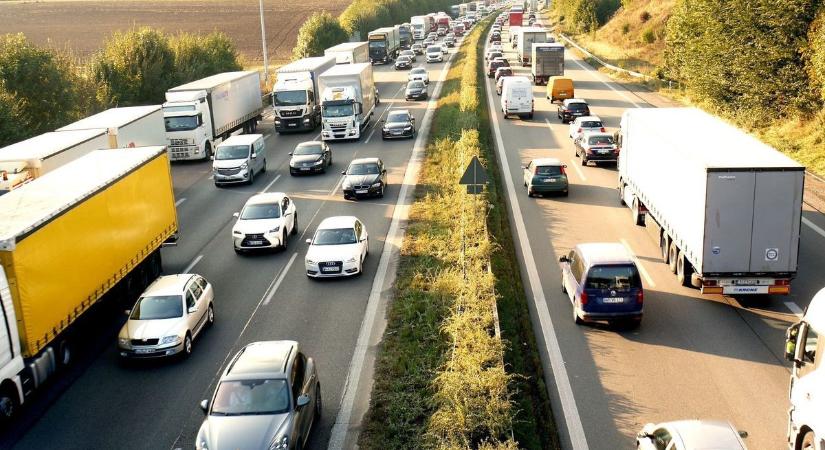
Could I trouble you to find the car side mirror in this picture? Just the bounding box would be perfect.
[233,212,240,218]
[785,322,802,362]
[124,309,131,316]
[200,399,209,413]
[341,170,346,175]
[296,394,311,408]
[558,256,569,263]
[288,152,293,156]
[382,169,387,174]
[305,239,312,244]
[380,119,385,123]
[251,152,257,159]
[188,307,198,314]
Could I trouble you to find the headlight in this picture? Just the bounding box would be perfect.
[306,258,316,265]
[159,335,181,346]
[196,441,209,450]
[118,337,131,348]
[269,436,288,450]
[346,257,357,263]
[240,162,248,170]
[371,182,382,188]
[313,159,324,165]
[233,230,243,235]
[404,126,413,131]
[268,226,280,233]
[303,118,311,123]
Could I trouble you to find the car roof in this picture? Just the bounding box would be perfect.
[531,157,564,166]
[317,215,359,229]
[410,67,427,72]
[665,420,746,449]
[350,157,381,165]
[582,131,611,139]
[143,274,198,296]
[224,340,297,379]
[296,140,323,148]
[564,98,588,105]
[244,192,286,206]
[219,134,262,146]
[388,109,412,116]
[575,243,635,267]
[574,116,602,123]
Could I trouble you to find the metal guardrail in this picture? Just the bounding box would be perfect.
[557,33,652,80]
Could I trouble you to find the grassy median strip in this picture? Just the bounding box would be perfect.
[359,14,557,450]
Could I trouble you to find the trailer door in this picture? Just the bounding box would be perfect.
[749,170,803,273]
[703,171,755,273]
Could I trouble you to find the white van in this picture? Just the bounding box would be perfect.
[785,287,825,450]
[212,134,266,186]
[500,76,534,119]
[426,45,444,63]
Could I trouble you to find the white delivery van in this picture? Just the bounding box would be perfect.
[426,45,444,63]
[212,134,266,186]
[500,76,534,119]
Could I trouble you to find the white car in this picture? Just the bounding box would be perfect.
[568,115,605,141]
[408,67,430,85]
[426,46,444,63]
[637,420,748,450]
[489,42,503,53]
[305,216,369,278]
[117,274,214,360]
[232,192,297,253]
[439,43,449,54]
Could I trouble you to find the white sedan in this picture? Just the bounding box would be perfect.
[232,192,297,253]
[305,216,369,278]
[408,67,430,85]
[568,115,605,141]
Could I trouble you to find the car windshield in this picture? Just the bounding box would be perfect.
[411,69,426,75]
[273,90,307,107]
[589,135,614,145]
[585,265,642,290]
[211,379,290,416]
[348,163,380,175]
[398,56,411,63]
[322,103,353,118]
[535,166,562,175]
[215,145,250,160]
[164,116,199,132]
[130,296,183,320]
[313,228,357,245]
[568,103,588,111]
[369,40,386,50]
[240,203,281,220]
[581,121,603,128]
[294,144,323,155]
[407,80,425,89]
[387,111,411,123]
[427,47,440,54]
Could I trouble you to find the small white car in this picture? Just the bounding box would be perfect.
[637,420,748,450]
[118,274,214,360]
[232,192,297,253]
[568,115,605,141]
[439,43,449,54]
[426,46,444,63]
[408,67,430,85]
[305,216,369,278]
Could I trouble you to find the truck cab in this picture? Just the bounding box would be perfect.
[163,91,213,161]
[0,266,24,421]
[320,87,364,141]
[272,76,319,132]
[785,287,825,450]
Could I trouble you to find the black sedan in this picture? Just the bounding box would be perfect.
[557,99,591,124]
[405,80,428,101]
[289,140,332,175]
[342,157,387,199]
[382,110,416,139]
[395,55,413,70]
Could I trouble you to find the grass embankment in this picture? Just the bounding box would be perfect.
[359,14,557,450]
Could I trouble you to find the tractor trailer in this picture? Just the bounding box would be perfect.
[617,108,804,295]
[325,42,369,65]
[57,105,165,149]
[517,27,548,65]
[318,63,377,141]
[368,26,400,64]
[0,147,178,421]
[272,56,337,133]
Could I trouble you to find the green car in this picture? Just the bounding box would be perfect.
[522,157,569,197]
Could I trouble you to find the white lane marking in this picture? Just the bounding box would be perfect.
[261,174,281,193]
[568,158,587,181]
[569,55,643,109]
[369,84,406,131]
[484,35,590,450]
[803,217,825,240]
[619,238,656,288]
[314,132,321,141]
[175,198,186,207]
[262,252,298,306]
[328,41,456,450]
[329,175,346,198]
[365,128,377,144]
[785,301,804,318]
[182,255,203,274]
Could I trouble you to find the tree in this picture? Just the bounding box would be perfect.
[293,11,348,60]
[0,85,24,147]
[170,31,242,85]
[809,9,825,101]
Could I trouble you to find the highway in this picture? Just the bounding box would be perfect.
[6,44,459,450]
[483,19,825,450]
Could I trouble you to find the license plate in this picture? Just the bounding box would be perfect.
[301,167,310,171]
[321,266,339,272]
[135,348,154,354]
[602,297,625,304]
[248,240,263,246]
[393,131,403,135]
[288,123,297,127]
[356,189,368,194]
[598,149,609,154]
[544,178,557,183]
[734,279,757,285]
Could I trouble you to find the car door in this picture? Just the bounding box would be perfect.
[188,281,208,333]
[289,355,308,440]
[355,220,368,258]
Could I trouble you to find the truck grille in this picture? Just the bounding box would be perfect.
[329,122,348,130]
[170,147,191,159]
[217,167,242,175]
[170,139,188,146]
[131,338,159,346]
[280,109,301,117]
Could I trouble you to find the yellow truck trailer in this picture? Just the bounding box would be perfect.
[0,146,177,419]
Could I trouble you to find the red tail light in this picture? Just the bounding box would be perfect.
[580,291,588,305]
[636,290,644,305]
[775,279,790,286]
[702,279,718,287]
[600,127,606,132]
[577,128,582,133]
[560,166,567,175]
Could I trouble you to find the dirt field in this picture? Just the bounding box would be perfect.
[0,0,352,65]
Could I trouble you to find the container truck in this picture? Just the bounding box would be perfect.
[784,287,825,450]
[0,129,108,195]
[162,71,263,161]
[325,42,369,65]
[368,26,400,64]
[57,105,165,149]
[436,14,451,35]
[617,108,804,294]
[426,13,439,32]
[0,146,177,421]
[450,5,461,18]
[398,24,413,49]
[318,63,377,141]
[271,56,336,133]
[509,10,524,26]
[517,27,548,65]
[459,4,468,16]
[531,43,565,85]
[411,16,429,40]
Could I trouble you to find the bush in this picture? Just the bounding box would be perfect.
[641,27,656,43]
[0,85,24,146]
[809,10,825,101]
[170,31,242,85]
[621,22,631,34]
[639,10,651,22]
[293,11,349,59]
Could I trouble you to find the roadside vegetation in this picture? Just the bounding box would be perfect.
[549,0,825,175]
[359,14,557,450]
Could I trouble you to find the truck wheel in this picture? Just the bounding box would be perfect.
[0,384,19,422]
[58,340,72,368]
[573,308,583,325]
[618,184,626,206]
[676,250,694,287]
[660,235,669,263]
[204,143,213,160]
[668,242,679,274]
[632,199,645,226]
[801,431,816,450]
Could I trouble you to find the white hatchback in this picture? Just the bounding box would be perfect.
[232,192,297,253]
[568,116,605,141]
[426,46,444,63]
[305,216,369,278]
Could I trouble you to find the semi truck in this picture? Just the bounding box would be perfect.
[57,105,165,149]
[509,10,524,26]
[271,56,336,133]
[367,26,400,64]
[0,129,108,195]
[0,146,178,421]
[411,16,429,40]
[450,5,461,18]
[318,63,377,141]
[617,108,804,294]
[426,13,439,31]
[162,71,263,161]
[517,27,548,65]
[325,42,369,64]
[784,287,825,450]
[398,24,413,49]
[436,14,451,35]
[531,43,565,85]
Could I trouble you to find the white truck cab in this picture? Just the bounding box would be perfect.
[785,287,825,450]
[163,90,212,161]
[0,266,24,421]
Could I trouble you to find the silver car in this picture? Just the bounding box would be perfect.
[196,341,321,450]
[637,420,748,450]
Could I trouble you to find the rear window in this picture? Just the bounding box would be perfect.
[588,135,614,145]
[585,265,642,290]
[568,103,588,111]
[581,121,603,128]
[535,166,562,175]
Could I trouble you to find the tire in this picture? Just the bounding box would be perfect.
[660,235,669,264]
[668,242,679,274]
[247,169,254,185]
[314,383,323,423]
[573,308,584,325]
[676,250,694,287]
[0,385,19,423]
[527,188,534,197]
[206,304,215,327]
[561,277,567,294]
[580,156,587,166]
[204,142,213,160]
[574,147,579,157]
[365,237,369,257]
[58,340,72,368]
[182,334,193,359]
[528,112,534,119]
[632,199,646,226]
[801,431,815,450]
[261,159,267,173]
[291,214,298,235]
[562,190,569,197]
[379,185,385,198]
[618,184,626,206]
[281,230,288,251]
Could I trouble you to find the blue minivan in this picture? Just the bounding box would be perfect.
[559,243,644,328]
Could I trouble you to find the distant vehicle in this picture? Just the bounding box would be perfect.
[568,116,605,140]
[547,76,575,102]
[411,15,433,40]
[118,274,214,360]
[318,63,377,141]
[411,43,424,55]
[495,67,513,83]
[532,43,565,85]
[341,157,387,200]
[289,141,332,175]
[212,134,267,186]
[517,27,548,65]
[368,26,401,64]
[232,192,297,253]
[574,132,618,166]
[395,55,413,70]
[427,32,439,41]
[423,37,436,47]
[196,341,321,450]
[636,420,748,450]
[305,216,370,277]
[399,49,417,62]
[486,50,503,62]
[558,243,644,328]
[439,43,449,54]
[408,67,430,84]
[522,158,568,197]
[324,41,370,65]
[444,36,456,47]
[489,32,502,43]
[487,59,509,77]
[405,80,429,101]
[399,23,413,49]
[500,76,534,119]
[489,42,504,53]
[426,45,444,63]
[382,109,417,139]
[557,99,590,123]
[437,25,448,36]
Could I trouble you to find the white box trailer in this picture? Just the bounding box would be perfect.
[517,27,548,65]
[617,108,804,295]
[57,105,165,149]
[318,63,376,141]
[0,129,109,194]
[324,42,370,65]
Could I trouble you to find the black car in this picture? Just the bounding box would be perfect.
[487,59,508,77]
[395,55,413,70]
[289,140,332,175]
[382,109,416,139]
[405,80,428,101]
[489,33,501,43]
[342,158,387,199]
[558,99,591,123]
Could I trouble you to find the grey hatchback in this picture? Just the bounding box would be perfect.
[196,341,321,450]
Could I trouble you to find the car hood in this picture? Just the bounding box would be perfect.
[233,217,284,234]
[123,318,181,341]
[307,243,361,262]
[213,158,247,169]
[290,154,323,165]
[343,174,381,186]
[384,121,412,130]
[200,413,289,450]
